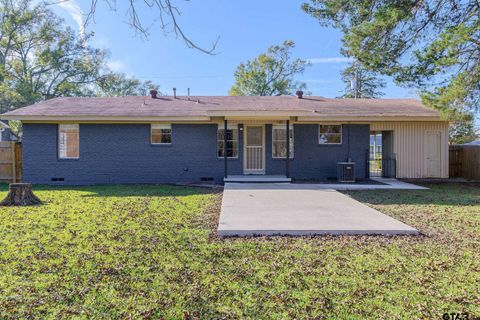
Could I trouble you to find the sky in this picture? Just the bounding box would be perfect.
[52,0,418,98]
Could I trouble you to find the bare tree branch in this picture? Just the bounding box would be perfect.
[82,0,219,54]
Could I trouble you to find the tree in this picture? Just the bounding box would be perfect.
[449,119,477,145]
[0,0,160,138]
[340,61,386,98]
[96,73,159,97]
[68,0,218,54]
[0,0,107,113]
[303,0,479,142]
[229,40,310,96]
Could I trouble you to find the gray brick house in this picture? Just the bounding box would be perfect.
[0,93,449,185]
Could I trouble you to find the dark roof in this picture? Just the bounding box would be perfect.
[0,95,442,119]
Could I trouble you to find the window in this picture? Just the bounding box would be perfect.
[272,125,294,158]
[151,124,172,144]
[370,132,382,159]
[319,125,342,144]
[58,124,79,159]
[217,124,238,158]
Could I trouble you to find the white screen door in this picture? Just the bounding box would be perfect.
[244,126,265,174]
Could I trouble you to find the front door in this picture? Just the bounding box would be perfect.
[244,125,265,174]
[425,131,441,177]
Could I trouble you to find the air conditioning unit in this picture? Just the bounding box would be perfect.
[337,162,355,183]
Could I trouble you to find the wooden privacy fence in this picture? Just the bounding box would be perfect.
[449,145,480,180]
[0,142,22,183]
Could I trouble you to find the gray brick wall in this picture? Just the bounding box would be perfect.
[22,123,369,185]
[23,123,243,185]
[266,124,370,179]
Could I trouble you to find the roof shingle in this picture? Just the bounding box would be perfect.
[0,96,441,119]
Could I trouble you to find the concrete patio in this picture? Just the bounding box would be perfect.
[218,183,420,237]
[223,176,428,190]
[317,177,429,190]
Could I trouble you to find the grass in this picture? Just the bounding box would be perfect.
[0,182,479,319]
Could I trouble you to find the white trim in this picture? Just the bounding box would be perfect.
[151,124,172,145]
[216,124,239,159]
[207,110,313,118]
[0,115,211,122]
[243,125,265,174]
[0,115,444,122]
[217,123,239,130]
[319,124,342,145]
[298,116,442,122]
[58,124,79,159]
[271,124,294,159]
[151,124,171,130]
[424,130,442,178]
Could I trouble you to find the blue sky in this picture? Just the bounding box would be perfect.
[53,0,417,98]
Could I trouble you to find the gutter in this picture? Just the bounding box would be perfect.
[0,115,212,122]
[0,114,444,123]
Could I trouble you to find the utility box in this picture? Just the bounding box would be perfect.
[337,162,355,183]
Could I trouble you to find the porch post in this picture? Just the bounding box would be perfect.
[224,118,228,179]
[286,119,290,178]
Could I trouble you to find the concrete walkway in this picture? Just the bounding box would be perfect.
[218,183,420,237]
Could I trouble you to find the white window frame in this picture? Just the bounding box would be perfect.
[272,124,294,159]
[151,124,172,145]
[217,123,239,159]
[319,124,342,145]
[370,131,382,160]
[58,124,80,159]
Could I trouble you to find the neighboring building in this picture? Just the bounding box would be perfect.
[0,121,14,142]
[0,93,449,185]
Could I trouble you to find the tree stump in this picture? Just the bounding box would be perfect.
[0,183,42,206]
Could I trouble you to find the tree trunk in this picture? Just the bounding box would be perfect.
[0,183,42,206]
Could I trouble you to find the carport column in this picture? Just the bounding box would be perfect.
[224,118,228,179]
[286,119,290,178]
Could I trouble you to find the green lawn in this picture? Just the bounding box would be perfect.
[0,183,479,319]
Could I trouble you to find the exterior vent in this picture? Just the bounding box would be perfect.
[51,177,65,182]
[337,162,355,183]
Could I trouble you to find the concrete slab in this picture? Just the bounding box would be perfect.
[224,175,291,183]
[224,177,427,190]
[218,183,419,237]
[296,178,428,191]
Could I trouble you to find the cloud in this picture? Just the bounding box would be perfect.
[107,59,127,72]
[55,0,84,37]
[306,57,354,64]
